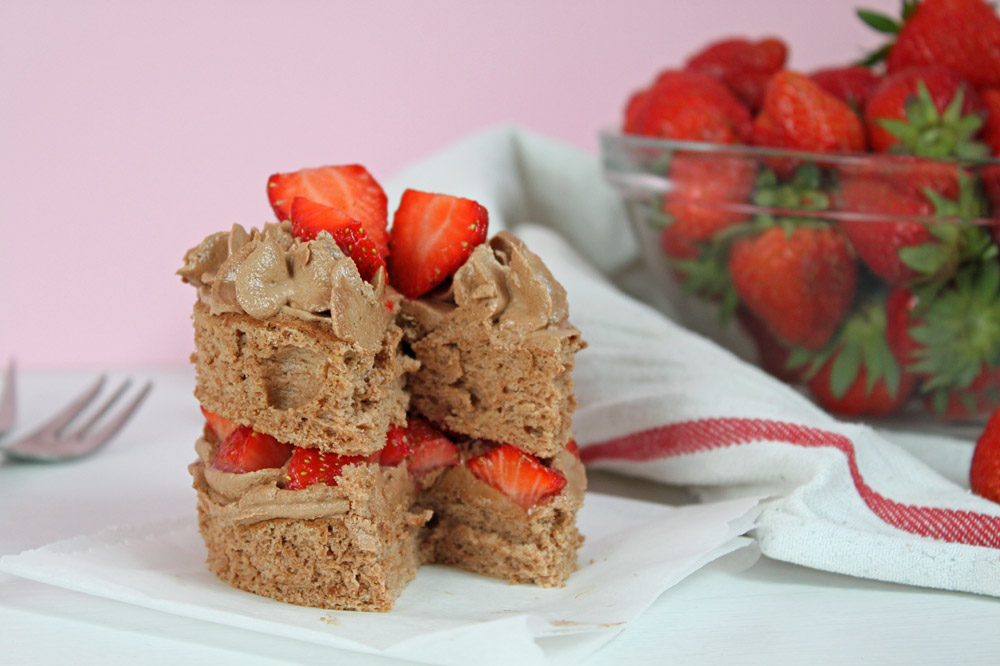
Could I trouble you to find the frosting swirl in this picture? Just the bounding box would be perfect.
[178,222,392,350]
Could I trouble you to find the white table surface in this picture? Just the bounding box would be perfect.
[3,367,1000,665]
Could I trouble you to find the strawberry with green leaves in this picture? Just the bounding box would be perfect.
[267,164,390,257]
[623,70,752,143]
[289,197,386,282]
[859,0,1000,89]
[836,169,992,285]
[212,426,294,473]
[901,260,1000,419]
[467,444,567,511]
[387,189,489,299]
[971,407,1000,503]
[684,36,788,111]
[751,71,867,157]
[794,301,918,417]
[864,65,986,157]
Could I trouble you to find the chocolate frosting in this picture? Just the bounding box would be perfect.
[178,222,391,350]
[403,231,573,335]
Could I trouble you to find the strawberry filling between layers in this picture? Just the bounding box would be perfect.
[199,408,579,514]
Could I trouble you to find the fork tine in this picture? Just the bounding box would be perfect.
[66,379,131,439]
[0,358,16,434]
[75,381,153,453]
[30,375,107,436]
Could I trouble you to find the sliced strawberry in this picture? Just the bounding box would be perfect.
[387,189,489,299]
[289,197,385,281]
[200,405,238,443]
[379,424,412,466]
[212,426,293,473]
[409,436,460,478]
[467,443,567,511]
[283,446,373,490]
[267,164,389,257]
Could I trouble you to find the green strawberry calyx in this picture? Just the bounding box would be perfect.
[909,260,1000,398]
[788,301,904,399]
[897,171,994,281]
[855,0,919,67]
[878,82,989,159]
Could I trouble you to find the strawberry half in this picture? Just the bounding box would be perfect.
[200,406,238,443]
[387,189,489,299]
[379,417,460,478]
[467,443,567,511]
[267,164,390,257]
[284,447,373,490]
[212,426,294,473]
[289,197,386,281]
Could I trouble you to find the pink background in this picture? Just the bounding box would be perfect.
[1,0,894,368]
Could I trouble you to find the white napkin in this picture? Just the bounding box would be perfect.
[0,494,760,666]
[388,125,1000,597]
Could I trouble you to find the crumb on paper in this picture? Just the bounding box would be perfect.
[320,614,341,626]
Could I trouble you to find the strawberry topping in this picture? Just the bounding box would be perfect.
[387,189,489,299]
[267,164,390,257]
[289,197,386,282]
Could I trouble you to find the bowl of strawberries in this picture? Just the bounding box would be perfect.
[602,0,1000,423]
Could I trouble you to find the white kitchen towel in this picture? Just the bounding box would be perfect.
[388,125,1000,597]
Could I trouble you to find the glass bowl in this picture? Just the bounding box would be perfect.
[601,131,1000,427]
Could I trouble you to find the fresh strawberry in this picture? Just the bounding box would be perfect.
[684,36,788,111]
[289,197,386,281]
[267,164,390,257]
[797,301,918,417]
[200,406,238,443]
[837,169,991,285]
[881,0,1000,90]
[971,406,1000,503]
[660,227,740,320]
[661,152,756,241]
[864,65,986,157]
[751,71,867,156]
[379,417,460,478]
[810,66,881,110]
[623,70,752,143]
[837,175,935,284]
[284,447,373,490]
[212,426,294,473]
[467,443,567,511]
[727,224,857,350]
[387,189,489,299]
[905,261,1000,419]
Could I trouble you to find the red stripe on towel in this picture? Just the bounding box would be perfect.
[581,418,1000,548]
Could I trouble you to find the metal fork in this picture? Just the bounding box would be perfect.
[1,370,152,463]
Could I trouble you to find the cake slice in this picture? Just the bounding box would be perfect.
[179,168,587,610]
